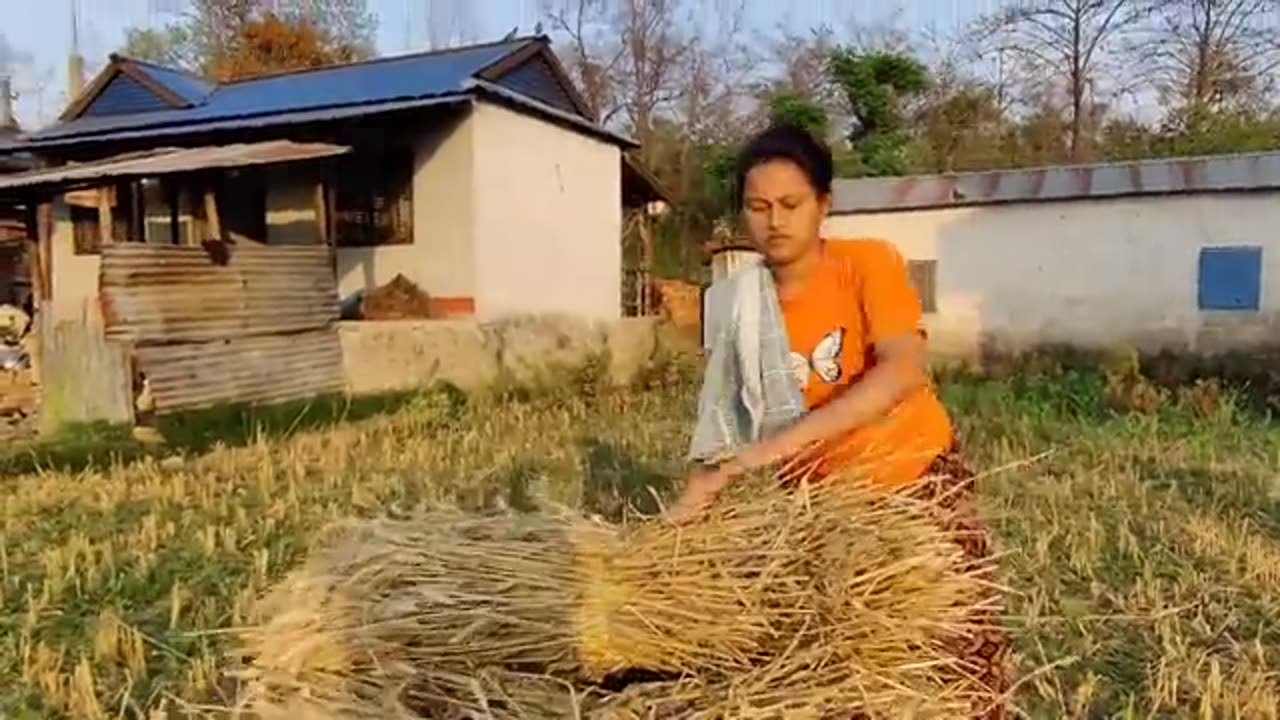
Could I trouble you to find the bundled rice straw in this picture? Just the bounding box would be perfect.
[230,475,1000,719]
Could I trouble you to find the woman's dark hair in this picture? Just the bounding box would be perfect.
[732,123,834,208]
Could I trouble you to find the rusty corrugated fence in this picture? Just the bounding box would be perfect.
[99,243,344,414]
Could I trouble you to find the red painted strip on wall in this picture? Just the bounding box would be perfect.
[429,296,475,318]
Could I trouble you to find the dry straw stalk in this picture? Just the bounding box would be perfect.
[230,474,1002,719]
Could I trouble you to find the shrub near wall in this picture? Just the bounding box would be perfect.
[337,316,700,397]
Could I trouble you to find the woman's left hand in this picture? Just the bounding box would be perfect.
[665,461,740,524]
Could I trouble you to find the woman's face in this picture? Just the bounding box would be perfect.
[741,159,830,266]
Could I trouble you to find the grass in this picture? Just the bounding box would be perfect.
[1,358,1279,718]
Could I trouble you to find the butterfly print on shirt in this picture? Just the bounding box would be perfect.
[789,326,845,389]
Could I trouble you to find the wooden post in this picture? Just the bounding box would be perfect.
[313,181,329,246]
[97,186,114,247]
[167,180,180,245]
[130,180,144,243]
[638,214,655,315]
[36,201,53,303]
[203,188,222,242]
[23,203,43,309]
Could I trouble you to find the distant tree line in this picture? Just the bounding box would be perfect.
[120,0,1280,279]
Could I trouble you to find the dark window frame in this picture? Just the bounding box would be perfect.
[906,258,938,314]
[333,150,414,248]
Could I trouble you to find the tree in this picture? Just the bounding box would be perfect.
[829,48,930,176]
[911,83,1008,173]
[121,25,194,66]
[119,0,375,79]
[543,0,696,143]
[767,91,829,138]
[977,0,1155,162]
[1142,0,1280,121]
[212,13,361,81]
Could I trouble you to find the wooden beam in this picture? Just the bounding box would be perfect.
[203,188,222,242]
[97,186,114,246]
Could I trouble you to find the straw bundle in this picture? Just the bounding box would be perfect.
[231,476,1000,719]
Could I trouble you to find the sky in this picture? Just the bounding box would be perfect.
[0,0,999,130]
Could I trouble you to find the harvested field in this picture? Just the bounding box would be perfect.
[1,359,1280,718]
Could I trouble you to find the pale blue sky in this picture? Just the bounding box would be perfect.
[0,0,995,130]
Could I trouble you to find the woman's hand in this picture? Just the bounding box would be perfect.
[666,460,742,524]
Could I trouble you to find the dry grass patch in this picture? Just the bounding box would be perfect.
[1,368,1279,717]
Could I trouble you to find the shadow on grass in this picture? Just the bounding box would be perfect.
[579,438,677,522]
[0,390,420,477]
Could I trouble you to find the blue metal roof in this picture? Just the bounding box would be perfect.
[28,96,471,147]
[132,62,215,105]
[28,38,533,144]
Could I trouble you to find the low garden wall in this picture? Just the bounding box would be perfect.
[337,316,696,395]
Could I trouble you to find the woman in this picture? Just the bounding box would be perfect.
[669,124,1010,719]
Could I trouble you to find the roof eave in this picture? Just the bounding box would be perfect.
[10,94,475,152]
[464,78,637,148]
[829,150,1280,214]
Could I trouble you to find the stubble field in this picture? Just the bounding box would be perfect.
[2,354,1279,718]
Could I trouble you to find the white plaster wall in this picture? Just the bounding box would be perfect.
[334,114,476,303]
[823,192,1280,356]
[48,198,102,323]
[468,101,622,320]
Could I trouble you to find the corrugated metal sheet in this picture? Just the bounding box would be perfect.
[31,39,533,143]
[465,78,636,147]
[100,244,338,344]
[135,329,344,414]
[12,38,634,152]
[131,61,215,105]
[0,140,350,194]
[495,54,580,115]
[82,74,172,117]
[17,96,470,151]
[830,151,1280,214]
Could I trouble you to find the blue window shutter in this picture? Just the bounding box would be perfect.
[1197,246,1262,311]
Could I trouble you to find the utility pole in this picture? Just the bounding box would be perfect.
[67,0,85,101]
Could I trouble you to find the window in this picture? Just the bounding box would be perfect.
[1198,246,1262,311]
[906,259,938,314]
[334,151,414,247]
[68,183,137,254]
[71,204,101,255]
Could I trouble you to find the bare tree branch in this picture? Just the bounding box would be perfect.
[973,0,1158,161]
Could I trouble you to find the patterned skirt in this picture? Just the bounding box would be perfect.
[911,449,1011,720]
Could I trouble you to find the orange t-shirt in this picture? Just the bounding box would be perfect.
[779,238,953,489]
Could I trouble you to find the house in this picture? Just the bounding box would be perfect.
[824,152,1280,357]
[0,36,667,324]
[0,76,35,311]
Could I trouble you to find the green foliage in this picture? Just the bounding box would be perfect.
[766,90,829,138]
[118,0,375,77]
[120,25,193,67]
[828,49,930,177]
[700,142,738,218]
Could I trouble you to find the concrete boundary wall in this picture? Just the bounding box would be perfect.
[337,316,674,395]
